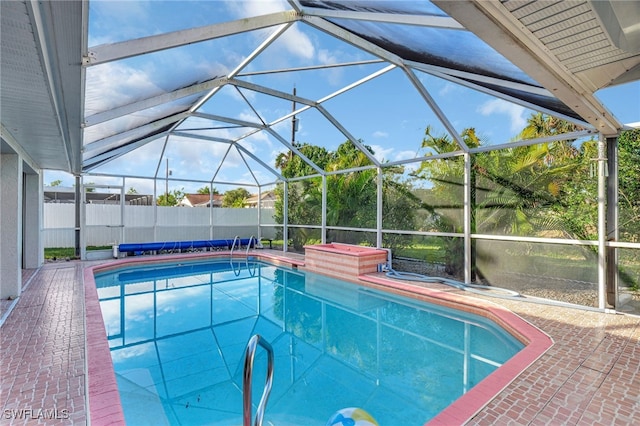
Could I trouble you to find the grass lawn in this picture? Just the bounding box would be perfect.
[45,246,112,260]
[393,243,447,263]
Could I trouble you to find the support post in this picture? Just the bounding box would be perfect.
[283,181,288,252]
[321,175,327,244]
[153,179,158,242]
[597,134,607,310]
[463,153,472,284]
[376,167,383,249]
[75,175,81,258]
[209,182,214,240]
[257,186,262,241]
[606,136,618,308]
[0,154,22,299]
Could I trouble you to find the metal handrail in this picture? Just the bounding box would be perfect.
[243,334,274,426]
[245,235,255,256]
[246,259,258,277]
[230,235,240,257]
[232,260,243,276]
[230,236,241,275]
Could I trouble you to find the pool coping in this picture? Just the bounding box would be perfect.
[83,252,552,426]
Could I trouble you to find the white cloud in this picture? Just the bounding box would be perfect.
[477,99,526,134]
[391,150,420,173]
[372,130,389,138]
[226,0,314,62]
[85,63,164,114]
[225,0,288,19]
[370,144,393,162]
[165,133,236,181]
[278,26,315,60]
[88,0,153,45]
[393,150,416,162]
[438,82,458,97]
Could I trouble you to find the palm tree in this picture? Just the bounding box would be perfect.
[518,112,583,163]
[416,124,579,236]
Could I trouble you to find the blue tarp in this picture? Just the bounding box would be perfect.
[118,239,254,254]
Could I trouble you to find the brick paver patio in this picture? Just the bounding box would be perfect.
[1,258,639,425]
[1,263,87,425]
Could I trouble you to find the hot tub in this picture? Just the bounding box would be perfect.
[303,243,388,281]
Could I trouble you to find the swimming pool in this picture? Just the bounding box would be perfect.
[93,257,526,425]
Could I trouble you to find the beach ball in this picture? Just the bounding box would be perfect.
[326,407,378,426]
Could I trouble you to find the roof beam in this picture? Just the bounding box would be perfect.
[183,18,293,131]
[469,129,596,154]
[83,111,190,157]
[173,128,298,178]
[406,60,552,98]
[238,59,385,77]
[229,78,318,107]
[301,7,464,30]
[235,144,281,183]
[170,131,234,145]
[315,104,381,167]
[264,127,326,176]
[210,144,234,183]
[302,15,406,67]
[410,63,593,130]
[190,112,264,129]
[404,68,469,151]
[433,0,622,135]
[85,11,299,66]
[83,131,170,172]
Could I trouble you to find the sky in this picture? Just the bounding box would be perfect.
[45,0,640,196]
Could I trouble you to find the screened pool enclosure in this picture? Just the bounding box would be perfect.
[2,1,639,314]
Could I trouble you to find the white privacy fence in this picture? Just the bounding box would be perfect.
[43,204,278,248]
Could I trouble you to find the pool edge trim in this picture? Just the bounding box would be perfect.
[84,265,126,426]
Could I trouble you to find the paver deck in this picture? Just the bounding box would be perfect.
[1,257,638,425]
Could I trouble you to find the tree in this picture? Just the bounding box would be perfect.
[157,188,184,206]
[197,185,218,195]
[617,129,640,287]
[416,119,589,236]
[276,143,332,178]
[618,129,640,239]
[274,141,421,251]
[127,187,138,194]
[223,188,251,207]
[412,128,480,275]
[413,119,596,275]
[274,144,333,249]
[49,179,63,187]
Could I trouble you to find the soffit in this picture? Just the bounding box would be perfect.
[0,0,84,173]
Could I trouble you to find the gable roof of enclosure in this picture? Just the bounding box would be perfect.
[2,0,639,185]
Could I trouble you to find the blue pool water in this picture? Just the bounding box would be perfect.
[94,259,523,425]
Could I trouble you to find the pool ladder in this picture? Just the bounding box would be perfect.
[230,236,257,276]
[246,235,255,256]
[230,235,240,257]
[243,334,274,426]
[230,235,255,258]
